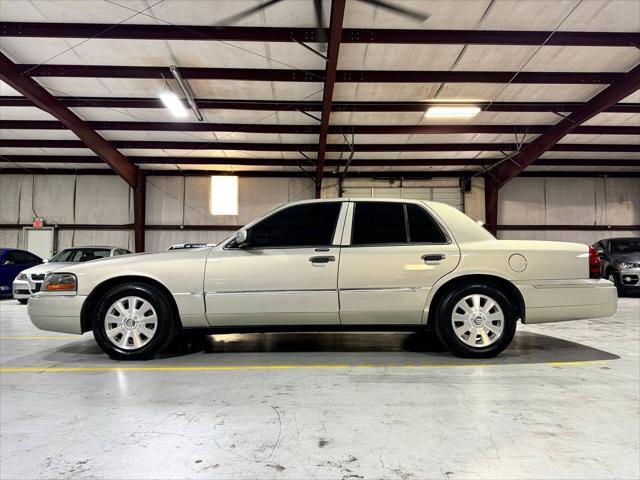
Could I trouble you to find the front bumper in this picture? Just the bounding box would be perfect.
[516,278,617,324]
[615,268,640,289]
[12,277,43,300]
[27,294,87,334]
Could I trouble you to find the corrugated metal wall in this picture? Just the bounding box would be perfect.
[2,174,638,252]
[0,174,315,252]
[498,177,640,244]
[145,176,314,251]
[0,174,134,250]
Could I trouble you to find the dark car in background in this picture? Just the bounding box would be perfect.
[593,237,640,296]
[0,248,42,296]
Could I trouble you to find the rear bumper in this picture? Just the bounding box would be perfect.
[516,279,617,324]
[27,294,86,334]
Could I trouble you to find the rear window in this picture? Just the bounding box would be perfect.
[351,202,406,245]
[351,202,447,245]
[610,239,640,254]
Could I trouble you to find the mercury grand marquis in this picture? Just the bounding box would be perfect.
[27,198,617,360]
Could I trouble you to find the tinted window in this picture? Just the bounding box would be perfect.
[3,252,34,264]
[50,248,111,262]
[248,203,341,248]
[406,204,447,243]
[610,239,640,254]
[3,252,21,264]
[352,202,407,245]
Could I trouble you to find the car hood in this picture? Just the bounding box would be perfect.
[609,253,640,264]
[59,247,213,275]
[20,262,77,275]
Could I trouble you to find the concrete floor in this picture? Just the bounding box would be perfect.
[0,297,638,480]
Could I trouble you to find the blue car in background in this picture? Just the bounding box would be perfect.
[0,248,42,298]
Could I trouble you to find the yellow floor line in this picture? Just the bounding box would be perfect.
[0,360,607,373]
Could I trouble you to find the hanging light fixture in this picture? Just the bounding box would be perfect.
[210,176,239,216]
[159,91,189,118]
[425,106,481,118]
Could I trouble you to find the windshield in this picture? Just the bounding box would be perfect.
[50,248,111,263]
[610,239,640,254]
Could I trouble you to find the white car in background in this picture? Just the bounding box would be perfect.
[13,246,131,304]
[27,199,617,360]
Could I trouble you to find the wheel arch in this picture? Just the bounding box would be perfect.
[80,275,182,333]
[424,274,526,328]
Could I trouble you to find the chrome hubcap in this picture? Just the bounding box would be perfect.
[451,294,504,348]
[104,296,158,350]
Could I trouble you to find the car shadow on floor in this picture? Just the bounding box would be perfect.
[38,330,620,367]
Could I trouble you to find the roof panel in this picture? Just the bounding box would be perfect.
[0,37,325,70]
[0,1,329,27]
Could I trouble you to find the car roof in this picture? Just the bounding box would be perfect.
[598,237,639,243]
[284,197,435,206]
[59,246,124,250]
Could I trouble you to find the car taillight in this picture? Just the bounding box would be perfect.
[588,246,601,279]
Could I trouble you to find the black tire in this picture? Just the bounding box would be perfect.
[92,283,177,360]
[17,298,28,305]
[607,270,623,295]
[434,283,517,358]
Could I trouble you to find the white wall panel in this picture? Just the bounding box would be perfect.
[74,176,132,224]
[146,177,185,225]
[0,229,20,248]
[498,177,640,243]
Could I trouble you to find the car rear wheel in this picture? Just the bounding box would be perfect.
[434,283,517,358]
[92,283,176,360]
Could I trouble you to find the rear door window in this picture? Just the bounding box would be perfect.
[351,202,407,245]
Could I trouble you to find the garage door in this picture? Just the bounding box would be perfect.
[342,186,464,211]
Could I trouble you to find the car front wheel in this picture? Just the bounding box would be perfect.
[434,283,517,358]
[17,299,28,305]
[92,283,176,360]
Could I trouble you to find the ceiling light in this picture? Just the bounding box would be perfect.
[159,91,188,118]
[170,65,204,122]
[210,176,239,216]
[425,106,481,118]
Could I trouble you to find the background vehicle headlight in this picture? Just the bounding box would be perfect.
[42,273,77,292]
[16,273,27,281]
[618,262,640,269]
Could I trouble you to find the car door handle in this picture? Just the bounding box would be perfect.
[309,256,335,264]
[422,254,446,264]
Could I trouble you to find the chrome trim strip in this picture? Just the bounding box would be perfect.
[205,289,337,296]
[339,287,427,293]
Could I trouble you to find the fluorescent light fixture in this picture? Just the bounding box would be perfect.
[170,65,204,122]
[159,91,189,118]
[210,176,239,216]
[425,106,481,118]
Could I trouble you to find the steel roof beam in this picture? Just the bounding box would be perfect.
[2,119,638,136]
[0,52,137,187]
[2,23,638,47]
[491,63,640,188]
[314,0,346,197]
[18,64,623,84]
[2,96,638,113]
[2,139,638,153]
[2,155,638,167]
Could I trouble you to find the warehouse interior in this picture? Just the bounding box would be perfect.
[0,0,639,479]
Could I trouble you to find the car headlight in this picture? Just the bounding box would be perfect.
[618,262,640,269]
[16,273,27,281]
[42,273,77,292]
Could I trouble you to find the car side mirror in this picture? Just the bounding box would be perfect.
[235,229,251,248]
